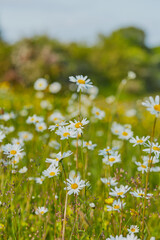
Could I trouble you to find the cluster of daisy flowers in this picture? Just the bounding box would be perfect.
[111,122,133,140]
[0,73,159,239]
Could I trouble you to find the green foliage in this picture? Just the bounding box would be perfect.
[1,27,160,92]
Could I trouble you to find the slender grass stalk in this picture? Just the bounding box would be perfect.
[119,204,123,235]
[79,90,81,121]
[107,79,127,146]
[62,193,68,240]
[76,134,79,172]
[141,117,157,238]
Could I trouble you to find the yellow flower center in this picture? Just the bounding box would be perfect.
[63,132,70,137]
[10,150,17,155]
[122,131,128,136]
[96,111,100,115]
[154,104,160,111]
[107,182,110,185]
[38,126,43,130]
[131,228,136,232]
[56,124,59,127]
[77,79,85,84]
[40,211,44,214]
[39,83,43,87]
[141,164,146,168]
[24,135,28,139]
[114,205,120,209]
[117,192,124,196]
[109,157,115,162]
[56,158,59,162]
[115,130,119,133]
[105,149,111,152]
[49,172,55,176]
[31,117,35,121]
[86,142,91,146]
[12,160,17,164]
[137,139,143,143]
[138,193,144,197]
[152,146,160,151]
[75,122,82,128]
[71,183,78,189]
[53,117,58,121]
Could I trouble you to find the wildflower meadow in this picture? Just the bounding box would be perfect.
[0,72,160,240]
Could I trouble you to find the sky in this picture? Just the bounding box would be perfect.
[1,0,160,46]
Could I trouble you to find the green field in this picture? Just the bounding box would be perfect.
[0,76,159,240]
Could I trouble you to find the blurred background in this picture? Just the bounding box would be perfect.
[1,0,160,94]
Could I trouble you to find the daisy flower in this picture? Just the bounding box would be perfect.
[35,207,48,215]
[55,126,76,140]
[150,166,160,172]
[128,225,139,234]
[69,75,93,92]
[49,82,62,94]
[19,166,28,173]
[109,185,131,198]
[143,155,159,165]
[34,78,48,91]
[130,136,150,147]
[2,144,23,159]
[87,86,99,99]
[35,122,47,132]
[143,141,160,157]
[11,138,24,147]
[126,233,140,240]
[142,95,160,117]
[40,100,52,110]
[83,141,97,150]
[89,202,95,208]
[18,131,33,141]
[130,189,153,199]
[135,161,148,173]
[106,199,126,212]
[64,176,86,195]
[128,71,136,79]
[46,151,72,166]
[35,176,45,184]
[0,112,16,121]
[102,152,121,167]
[99,147,114,156]
[92,107,105,120]
[0,131,5,142]
[11,158,20,165]
[42,165,60,178]
[111,122,123,135]
[49,140,60,149]
[48,111,64,123]
[48,121,68,131]
[101,177,118,186]
[26,115,44,124]
[69,118,89,133]
[106,235,124,240]
[118,128,133,140]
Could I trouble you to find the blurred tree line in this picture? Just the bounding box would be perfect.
[0,26,160,93]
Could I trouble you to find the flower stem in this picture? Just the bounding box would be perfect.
[141,117,157,238]
[62,193,68,240]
